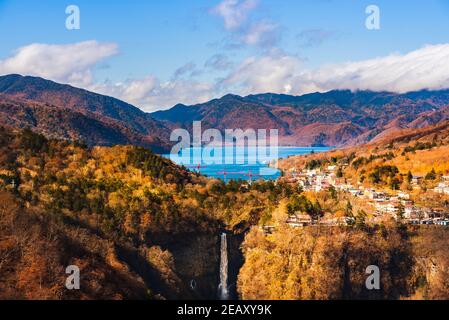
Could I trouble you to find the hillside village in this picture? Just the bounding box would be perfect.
[278,165,449,229]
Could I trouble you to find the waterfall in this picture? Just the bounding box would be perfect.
[218,233,229,300]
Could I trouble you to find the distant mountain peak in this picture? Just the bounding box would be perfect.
[0,74,170,152]
[220,93,243,101]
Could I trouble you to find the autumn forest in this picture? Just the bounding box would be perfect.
[1,125,449,300]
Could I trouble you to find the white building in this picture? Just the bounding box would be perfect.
[376,203,398,214]
[398,192,410,200]
[434,182,449,195]
[405,206,419,219]
[412,175,423,185]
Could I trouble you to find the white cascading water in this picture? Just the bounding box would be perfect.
[218,233,229,300]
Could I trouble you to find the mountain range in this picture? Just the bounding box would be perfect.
[152,90,449,147]
[0,74,169,152]
[1,74,449,151]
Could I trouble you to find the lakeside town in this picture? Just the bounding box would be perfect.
[273,165,449,230]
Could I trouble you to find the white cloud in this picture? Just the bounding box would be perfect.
[211,0,279,49]
[297,29,335,48]
[205,54,234,71]
[211,0,258,30]
[142,80,215,109]
[172,62,197,79]
[223,44,449,97]
[90,79,151,107]
[297,43,449,94]
[0,41,118,87]
[241,21,279,47]
[92,77,215,112]
[222,51,302,95]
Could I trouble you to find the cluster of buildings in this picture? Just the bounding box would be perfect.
[290,166,338,193]
[434,176,449,195]
[283,166,449,228]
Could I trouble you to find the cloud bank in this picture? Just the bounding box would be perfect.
[296,43,449,94]
[220,44,449,97]
[0,41,118,87]
[2,41,449,112]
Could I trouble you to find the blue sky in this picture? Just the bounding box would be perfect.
[1,0,449,111]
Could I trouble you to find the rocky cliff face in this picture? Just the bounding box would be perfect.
[409,227,449,300]
[237,225,449,300]
[161,233,220,299]
[144,231,245,300]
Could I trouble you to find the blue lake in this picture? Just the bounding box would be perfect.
[163,146,331,182]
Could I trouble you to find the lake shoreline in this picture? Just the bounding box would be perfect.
[161,146,333,182]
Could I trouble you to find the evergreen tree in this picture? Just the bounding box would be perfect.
[407,171,413,184]
[425,168,437,180]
